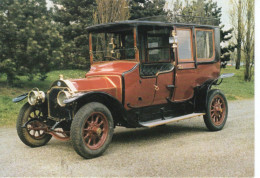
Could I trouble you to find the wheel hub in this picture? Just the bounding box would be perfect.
[89,123,102,136]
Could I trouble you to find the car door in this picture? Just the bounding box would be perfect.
[124,26,174,108]
[142,27,174,105]
[172,27,196,102]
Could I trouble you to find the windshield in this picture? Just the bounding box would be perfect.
[91,29,135,63]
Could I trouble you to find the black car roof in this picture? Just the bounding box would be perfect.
[86,20,219,32]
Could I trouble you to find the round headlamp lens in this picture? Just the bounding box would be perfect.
[28,91,38,105]
[28,89,45,106]
[57,91,70,107]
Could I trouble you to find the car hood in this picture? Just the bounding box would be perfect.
[86,61,138,77]
[67,61,138,102]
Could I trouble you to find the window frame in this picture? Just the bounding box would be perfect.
[89,28,137,64]
[195,28,215,62]
[139,27,172,64]
[176,28,194,63]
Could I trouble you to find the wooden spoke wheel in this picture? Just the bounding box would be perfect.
[83,112,109,150]
[71,102,114,159]
[26,120,47,140]
[16,103,52,147]
[210,95,226,126]
[204,89,228,131]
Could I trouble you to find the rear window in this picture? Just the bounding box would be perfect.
[196,29,214,62]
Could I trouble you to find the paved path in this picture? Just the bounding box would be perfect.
[0,99,254,176]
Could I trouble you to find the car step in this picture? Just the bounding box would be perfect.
[139,113,205,128]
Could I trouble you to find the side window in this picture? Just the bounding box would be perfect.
[176,29,193,62]
[147,32,170,62]
[196,29,214,62]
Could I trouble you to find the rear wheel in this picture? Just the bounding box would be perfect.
[203,89,228,131]
[16,103,52,147]
[71,102,114,159]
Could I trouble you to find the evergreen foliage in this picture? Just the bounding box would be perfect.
[0,0,63,84]
[52,0,96,69]
[129,0,167,20]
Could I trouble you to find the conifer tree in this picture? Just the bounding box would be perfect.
[129,0,167,20]
[52,0,96,69]
[0,0,63,84]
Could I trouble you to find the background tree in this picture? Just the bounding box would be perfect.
[129,0,167,20]
[170,0,183,16]
[93,0,129,24]
[230,0,244,69]
[230,0,254,81]
[243,0,254,81]
[0,0,63,84]
[52,0,96,69]
[92,0,129,55]
[236,0,242,70]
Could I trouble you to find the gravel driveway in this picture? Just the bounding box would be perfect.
[0,99,254,177]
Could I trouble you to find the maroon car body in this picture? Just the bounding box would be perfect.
[13,18,233,159]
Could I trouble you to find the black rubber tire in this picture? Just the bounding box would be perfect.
[71,102,114,159]
[203,89,228,131]
[16,103,52,147]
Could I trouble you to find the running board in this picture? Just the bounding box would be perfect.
[139,113,205,128]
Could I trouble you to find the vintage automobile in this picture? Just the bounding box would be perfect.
[13,16,233,159]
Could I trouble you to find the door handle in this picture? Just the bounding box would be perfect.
[167,85,175,89]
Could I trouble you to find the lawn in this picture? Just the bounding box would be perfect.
[214,66,254,100]
[0,67,254,127]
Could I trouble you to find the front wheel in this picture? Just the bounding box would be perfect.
[71,102,114,159]
[16,103,52,147]
[203,89,228,131]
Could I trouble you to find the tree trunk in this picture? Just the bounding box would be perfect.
[6,73,14,86]
[236,0,242,70]
[244,0,253,82]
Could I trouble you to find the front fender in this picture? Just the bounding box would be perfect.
[64,91,128,126]
[63,92,86,104]
[64,91,122,106]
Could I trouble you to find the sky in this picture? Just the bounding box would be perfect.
[211,0,232,29]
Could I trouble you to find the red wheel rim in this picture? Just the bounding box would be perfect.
[210,95,226,126]
[82,112,109,150]
[26,109,47,139]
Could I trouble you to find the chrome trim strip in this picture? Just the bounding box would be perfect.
[63,80,77,92]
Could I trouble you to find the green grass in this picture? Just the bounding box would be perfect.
[0,67,254,127]
[213,66,254,100]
